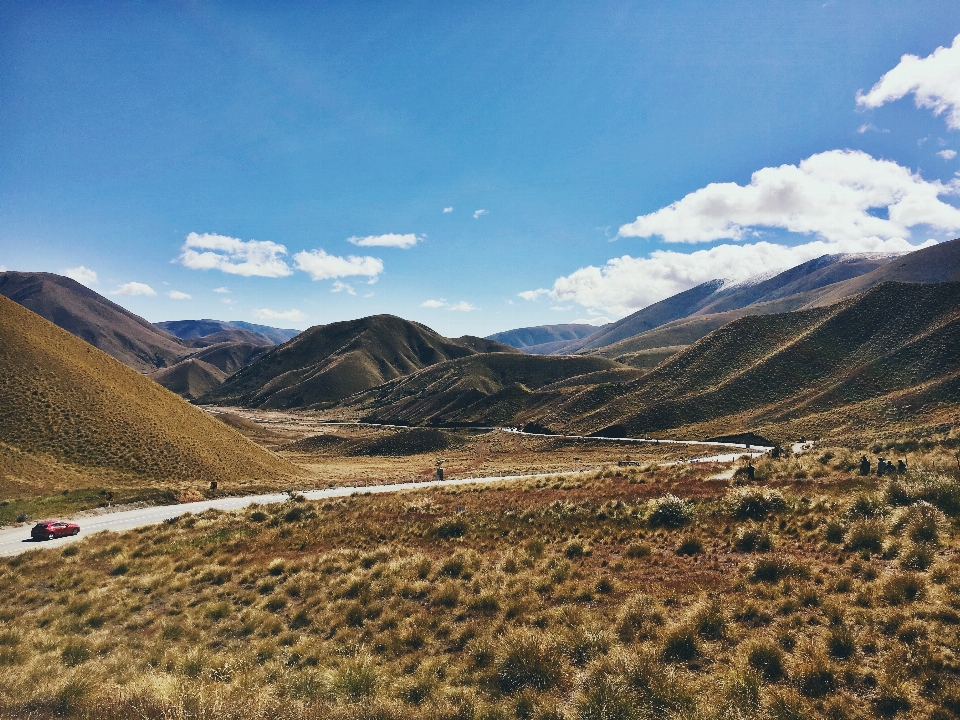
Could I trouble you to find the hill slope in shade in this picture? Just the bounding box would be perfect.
[150,359,228,401]
[202,315,519,409]
[487,324,600,352]
[566,253,898,354]
[341,353,636,426]
[156,319,299,345]
[0,272,187,372]
[0,295,295,494]
[563,282,960,440]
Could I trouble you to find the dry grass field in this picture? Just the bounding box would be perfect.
[2,439,960,719]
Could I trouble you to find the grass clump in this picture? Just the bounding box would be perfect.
[647,494,694,527]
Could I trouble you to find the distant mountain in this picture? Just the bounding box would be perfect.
[155,319,299,346]
[589,240,960,366]
[562,281,960,441]
[201,315,520,409]
[566,253,898,354]
[343,352,634,427]
[0,295,294,495]
[487,324,601,354]
[0,272,186,373]
[150,359,227,401]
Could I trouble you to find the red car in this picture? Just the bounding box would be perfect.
[31,520,80,540]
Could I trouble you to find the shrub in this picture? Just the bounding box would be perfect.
[648,494,694,528]
[565,541,585,559]
[845,493,887,520]
[625,542,651,558]
[751,556,804,583]
[575,650,696,719]
[823,522,845,543]
[845,519,886,553]
[747,641,786,681]
[493,629,564,692]
[882,572,926,604]
[692,597,727,640]
[330,656,380,700]
[662,624,700,662]
[735,525,773,552]
[826,626,856,659]
[676,536,703,556]
[724,487,788,520]
[61,642,92,667]
[892,502,946,544]
[899,543,936,571]
[616,593,663,643]
[795,658,836,698]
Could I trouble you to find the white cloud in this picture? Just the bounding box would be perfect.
[178,232,292,277]
[550,306,572,312]
[518,289,550,301]
[222,298,236,305]
[571,317,611,326]
[473,209,487,219]
[619,150,960,244]
[213,286,230,294]
[112,282,157,297]
[443,207,454,213]
[0,265,6,273]
[253,308,307,322]
[533,236,937,319]
[293,249,383,281]
[62,266,98,287]
[167,290,191,300]
[857,33,960,129]
[347,233,421,249]
[331,280,356,295]
[421,298,477,311]
[940,149,958,160]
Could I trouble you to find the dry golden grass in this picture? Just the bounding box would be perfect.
[2,446,959,719]
[0,295,297,501]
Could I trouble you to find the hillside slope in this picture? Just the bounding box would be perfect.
[156,319,299,345]
[343,352,631,426]
[150,359,228,401]
[0,295,295,495]
[202,315,518,409]
[0,272,187,372]
[487,324,600,353]
[564,282,960,440]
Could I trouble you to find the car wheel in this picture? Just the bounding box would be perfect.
[72,529,79,535]
[48,533,55,541]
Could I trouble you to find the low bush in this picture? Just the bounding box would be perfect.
[662,624,700,662]
[845,519,886,553]
[747,641,786,681]
[493,629,564,693]
[723,487,788,520]
[676,536,703,556]
[882,572,926,604]
[734,525,773,552]
[616,593,664,643]
[648,494,695,527]
[899,543,936,571]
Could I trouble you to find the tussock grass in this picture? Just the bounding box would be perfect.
[1,458,959,718]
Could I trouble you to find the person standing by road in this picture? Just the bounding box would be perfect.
[860,455,871,476]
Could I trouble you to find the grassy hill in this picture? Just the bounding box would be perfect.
[487,323,601,354]
[201,315,520,409]
[564,282,960,441]
[156,319,299,346]
[0,271,187,372]
[0,295,295,497]
[150,359,228,401]
[343,352,631,426]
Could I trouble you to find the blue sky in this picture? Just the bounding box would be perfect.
[2,1,959,336]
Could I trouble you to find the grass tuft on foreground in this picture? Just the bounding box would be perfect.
[2,453,960,719]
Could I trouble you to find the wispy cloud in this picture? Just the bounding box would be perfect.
[331,280,356,295]
[443,207,453,213]
[62,265,98,287]
[857,123,888,134]
[253,308,307,322]
[618,150,960,244]
[421,299,477,311]
[167,290,191,300]
[939,149,957,160]
[293,249,383,281]
[213,286,230,294]
[112,282,157,296]
[518,289,550,301]
[347,233,421,249]
[473,209,487,219]
[178,232,292,277]
[857,32,960,129]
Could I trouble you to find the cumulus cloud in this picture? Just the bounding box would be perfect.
[518,289,550,301]
[619,150,960,244]
[62,266,98,287]
[940,149,958,160]
[443,207,454,213]
[347,233,421,249]
[213,286,230,294]
[421,299,477,311]
[473,209,487,219]
[857,33,960,129]
[178,232,292,277]
[331,281,356,295]
[167,290,191,300]
[112,282,157,297]
[253,308,307,322]
[293,249,383,281]
[526,236,937,319]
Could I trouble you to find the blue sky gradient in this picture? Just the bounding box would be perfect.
[2,1,959,335]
